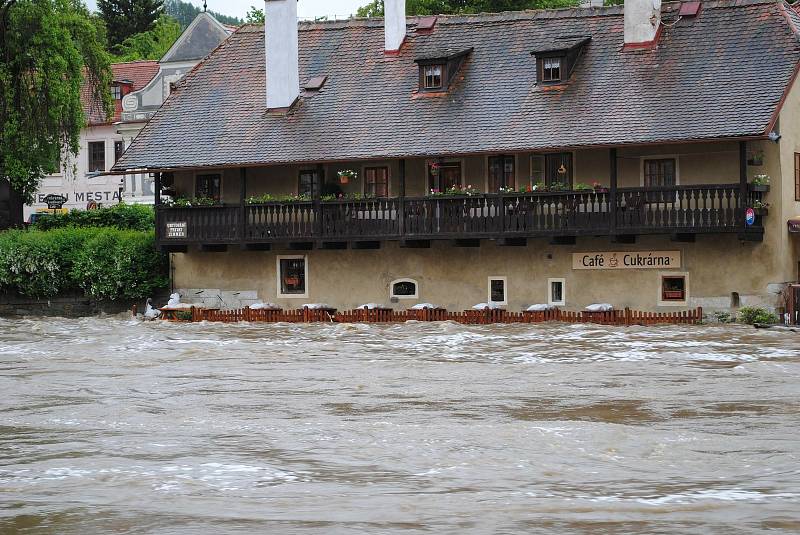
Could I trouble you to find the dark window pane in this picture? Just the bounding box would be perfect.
[490,279,505,302]
[489,156,515,191]
[551,281,563,303]
[662,277,686,301]
[114,141,124,163]
[544,153,572,188]
[88,142,105,172]
[393,281,416,296]
[196,174,221,201]
[365,167,388,197]
[299,171,320,197]
[281,258,306,294]
[644,158,676,187]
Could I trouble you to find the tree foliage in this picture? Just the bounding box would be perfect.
[0,0,112,204]
[163,0,241,29]
[357,0,580,16]
[98,0,163,49]
[245,5,264,23]
[112,14,181,61]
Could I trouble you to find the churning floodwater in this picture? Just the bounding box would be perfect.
[0,317,799,534]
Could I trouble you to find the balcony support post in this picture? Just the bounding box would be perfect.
[313,164,323,239]
[154,172,162,241]
[240,167,247,242]
[739,140,748,229]
[609,148,617,235]
[398,158,406,237]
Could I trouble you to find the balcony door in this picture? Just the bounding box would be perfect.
[488,155,515,191]
[428,161,462,192]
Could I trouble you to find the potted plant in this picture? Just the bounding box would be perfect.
[532,181,548,192]
[747,150,764,166]
[337,169,357,185]
[574,183,593,192]
[592,181,608,193]
[750,174,771,192]
[752,199,770,216]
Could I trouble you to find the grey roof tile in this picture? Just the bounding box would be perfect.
[115,0,800,171]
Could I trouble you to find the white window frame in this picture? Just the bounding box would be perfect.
[276,255,309,299]
[657,271,689,307]
[640,155,681,187]
[488,276,508,306]
[390,278,419,300]
[548,277,566,306]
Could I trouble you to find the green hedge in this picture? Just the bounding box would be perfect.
[32,204,155,231]
[0,228,168,299]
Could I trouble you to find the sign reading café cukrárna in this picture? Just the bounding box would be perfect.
[573,251,681,270]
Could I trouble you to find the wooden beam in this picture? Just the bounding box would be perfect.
[609,148,617,235]
[739,140,748,228]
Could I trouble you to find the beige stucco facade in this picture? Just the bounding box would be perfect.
[165,76,800,314]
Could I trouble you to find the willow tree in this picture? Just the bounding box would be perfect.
[0,0,112,213]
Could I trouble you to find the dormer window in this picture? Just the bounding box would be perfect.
[423,64,443,90]
[542,58,562,83]
[531,36,591,86]
[415,48,473,93]
[111,85,122,100]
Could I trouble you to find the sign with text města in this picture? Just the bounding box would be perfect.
[573,251,681,270]
[166,221,187,239]
[43,194,68,210]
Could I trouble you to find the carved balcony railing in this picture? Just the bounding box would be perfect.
[156,184,764,246]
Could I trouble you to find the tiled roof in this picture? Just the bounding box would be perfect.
[115,0,800,171]
[85,60,160,125]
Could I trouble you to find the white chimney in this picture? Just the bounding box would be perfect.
[384,0,407,53]
[624,0,662,45]
[264,0,300,109]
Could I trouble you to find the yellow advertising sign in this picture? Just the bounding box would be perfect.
[572,251,681,270]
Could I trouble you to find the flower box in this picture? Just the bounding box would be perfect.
[749,184,770,193]
[753,207,769,216]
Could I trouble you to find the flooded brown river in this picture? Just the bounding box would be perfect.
[1,317,799,534]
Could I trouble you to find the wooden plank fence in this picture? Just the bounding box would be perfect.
[159,306,704,326]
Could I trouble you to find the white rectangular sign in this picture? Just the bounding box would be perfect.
[573,251,681,270]
[166,221,187,239]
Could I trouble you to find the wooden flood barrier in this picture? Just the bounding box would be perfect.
[158,306,704,326]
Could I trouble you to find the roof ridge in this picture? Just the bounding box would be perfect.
[239,0,785,34]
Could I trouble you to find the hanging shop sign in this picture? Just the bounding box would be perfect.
[789,217,800,233]
[43,194,68,210]
[745,208,755,226]
[573,251,682,270]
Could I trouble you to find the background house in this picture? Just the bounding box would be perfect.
[23,12,233,221]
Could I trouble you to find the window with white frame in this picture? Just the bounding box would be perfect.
[390,278,418,300]
[488,276,507,305]
[277,256,308,298]
[548,278,566,306]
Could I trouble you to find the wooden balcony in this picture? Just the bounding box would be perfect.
[156,184,765,250]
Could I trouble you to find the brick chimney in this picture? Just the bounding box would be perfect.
[265,0,300,109]
[384,0,406,53]
[624,0,662,46]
